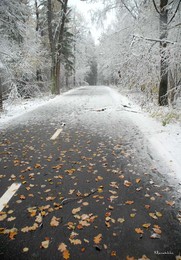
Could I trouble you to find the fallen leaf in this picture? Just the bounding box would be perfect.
[110,182,119,189]
[0,213,7,221]
[68,189,75,195]
[41,240,50,249]
[142,223,151,229]
[166,200,175,206]
[152,228,162,234]
[21,223,38,232]
[126,256,135,260]
[93,233,102,244]
[108,205,114,210]
[150,233,161,239]
[96,176,103,181]
[7,216,16,222]
[135,228,144,234]
[72,207,81,215]
[50,216,60,227]
[125,201,134,205]
[23,247,29,253]
[9,228,18,239]
[130,214,136,218]
[124,180,132,187]
[117,218,125,223]
[58,243,67,252]
[155,212,162,218]
[145,205,150,210]
[149,213,158,220]
[69,238,82,245]
[35,163,41,168]
[109,190,117,195]
[63,249,70,259]
[111,251,117,256]
[82,202,89,206]
[136,179,141,183]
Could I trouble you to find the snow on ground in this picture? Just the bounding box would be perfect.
[0,87,181,185]
[110,87,181,184]
[0,96,56,128]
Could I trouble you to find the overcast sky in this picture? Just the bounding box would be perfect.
[68,0,106,44]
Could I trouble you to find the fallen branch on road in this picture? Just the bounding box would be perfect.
[60,188,97,205]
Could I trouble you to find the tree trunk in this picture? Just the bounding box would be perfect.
[0,76,3,111]
[158,0,168,106]
[55,61,60,94]
[47,0,68,95]
[47,0,57,94]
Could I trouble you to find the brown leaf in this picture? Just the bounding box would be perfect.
[110,182,119,189]
[149,213,158,220]
[35,163,41,169]
[93,233,102,244]
[0,213,7,221]
[135,228,144,234]
[69,238,81,245]
[166,200,175,206]
[58,243,67,252]
[20,195,26,200]
[72,207,81,215]
[41,240,49,249]
[35,213,42,223]
[124,180,132,187]
[9,228,18,239]
[152,228,162,234]
[136,178,141,183]
[111,251,117,256]
[62,249,70,259]
[126,256,135,260]
[50,216,60,227]
[65,169,76,175]
[145,205,150,210]
[125,201,134,205]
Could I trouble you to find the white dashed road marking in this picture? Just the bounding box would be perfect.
[0,183,21,211]
[50,128,63,140]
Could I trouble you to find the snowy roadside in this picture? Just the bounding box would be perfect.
[0,87,181,186]
[0,96,57,129]
[110,87,181,185]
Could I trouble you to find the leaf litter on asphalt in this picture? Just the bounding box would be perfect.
[0,127,180,259]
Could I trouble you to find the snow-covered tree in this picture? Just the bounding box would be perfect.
[94,0,181,106]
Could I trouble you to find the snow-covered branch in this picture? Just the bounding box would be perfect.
[133,34,180,45]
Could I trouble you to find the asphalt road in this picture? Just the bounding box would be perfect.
[0,86,180,260]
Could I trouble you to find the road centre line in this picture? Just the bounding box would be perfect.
[0,183,21,211]
[50,128,63,140]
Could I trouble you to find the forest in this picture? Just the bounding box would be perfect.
[0,0,181,111]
